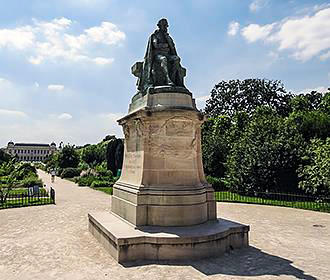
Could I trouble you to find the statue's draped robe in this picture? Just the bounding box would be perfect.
[137,30,178,92]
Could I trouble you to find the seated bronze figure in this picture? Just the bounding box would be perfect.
[132,18,188,95]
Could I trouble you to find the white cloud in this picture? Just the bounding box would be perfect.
[0,17,125,65]
[249,0,268,13]
[296,86,329,94]
[0,26,35,49]
[34,82,40,88]
[241,23,274,43]
[48,84,64,91]
[0,109,27,118]
[227,22,240,36]
[241,7,330,61]
[195,95,209,102]
[58,113,73,120]
[99,112,124,122]
[84,22,126,45]
[320,50,330,61]
[92,57,115,65]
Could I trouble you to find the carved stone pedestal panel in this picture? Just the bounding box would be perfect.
[111,103,216,227]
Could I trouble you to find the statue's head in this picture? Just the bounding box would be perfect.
[157,18,168,32]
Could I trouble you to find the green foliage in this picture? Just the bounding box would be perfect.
[288,91,330,141]
[298,138,330,197]
[225,107,305,193]
[0,149,11,165]
[80,144,106,167]
[78,161,89,171]
[206,176,227,191]
[289,91,324,112]
[202,116,232,177]
[90,180,112,188]
[202,81,329,197]
[60,167,81,178]
[11,162,37,180]
[202,112,249,177]
[106,138,124,175]
[0,161,43,198]
[75,175,97,186]
[17,177,43,188]
[0,177,14,204]
[57,145,80,168]
[288,111,330,140]
[0,161,15,176]
[204,79,292,118]
[95,162,113,177]
[320,92,330,113]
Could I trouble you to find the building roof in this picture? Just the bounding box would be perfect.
[12,143,51,147]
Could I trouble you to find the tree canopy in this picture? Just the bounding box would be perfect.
[204,79,292,118]
[202,79,330,197]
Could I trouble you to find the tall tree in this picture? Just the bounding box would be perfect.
[204,79,292,118]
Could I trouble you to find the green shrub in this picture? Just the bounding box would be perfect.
[75,175,97,186]
[18,177,43,188]
[298,138,330,197]
[11,162,37,180]
[78,161,89,171]
[95,163,113,177]
[60,167,81,178]
[91,180,112,188]
[206,176,227,191]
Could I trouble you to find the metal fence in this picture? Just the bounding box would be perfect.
[215,190,330,213]
[0,187,55,210]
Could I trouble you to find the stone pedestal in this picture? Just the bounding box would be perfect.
[89,212,249,263]
[89,89,249,262]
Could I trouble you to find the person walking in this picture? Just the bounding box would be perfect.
[50,169,56,183]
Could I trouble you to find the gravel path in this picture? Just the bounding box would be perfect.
[0,170,329,280]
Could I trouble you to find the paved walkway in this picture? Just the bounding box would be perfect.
[0,170,329,280]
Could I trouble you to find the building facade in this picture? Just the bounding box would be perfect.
[5,142,57,162]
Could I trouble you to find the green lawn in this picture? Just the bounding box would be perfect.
[9,188,48,196]
[91,187,113,195]
[215,191,330,213]
[0,197,54,209]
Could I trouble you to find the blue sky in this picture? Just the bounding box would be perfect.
[1,0,329,147]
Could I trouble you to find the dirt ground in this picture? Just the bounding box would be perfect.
[0,170,329,280]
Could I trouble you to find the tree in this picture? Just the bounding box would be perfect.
[0,178,14,204]
[289,91,324,112]
[81,144,106,167]
[298,138,330,197]
[225,107,305,193]
[204,79,292,118]
[288,91,330,141]
[202,112,249,178]
[106,138,124,176]
[57,145,80,168]
[0,149,11,165]
[11,162,37,180]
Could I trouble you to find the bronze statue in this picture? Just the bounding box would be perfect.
[132,18,188,95]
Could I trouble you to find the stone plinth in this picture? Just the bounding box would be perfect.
[89,211,249,263]
[111,91,216,227]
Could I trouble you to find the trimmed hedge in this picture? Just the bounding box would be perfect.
[91,180,112,188]
[60,167,81,178]
[18,177,43,188]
